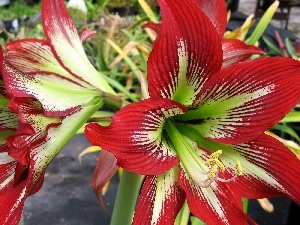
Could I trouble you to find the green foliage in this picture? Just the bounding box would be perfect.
[0,0,41,20]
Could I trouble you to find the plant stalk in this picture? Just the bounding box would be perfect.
[110,170,143,225]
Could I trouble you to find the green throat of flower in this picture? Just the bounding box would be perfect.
[164,119,243,188]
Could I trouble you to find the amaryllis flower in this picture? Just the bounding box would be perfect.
[144,0,264,68]
[85,0,300,224]
[0,0,117,224]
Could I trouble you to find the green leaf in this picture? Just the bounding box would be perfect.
[285,38,298,59]
[190,216,206,225]
[280,110,300,123]
[138,0,159,23]
[262,36,283,56]
[271,124,300,142]
[175,201,190,225]
[246,0,279,45]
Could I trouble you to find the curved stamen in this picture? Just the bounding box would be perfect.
[197,151,243,187]
[217,161,243,183]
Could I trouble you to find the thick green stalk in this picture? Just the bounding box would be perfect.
[110,170,143,225]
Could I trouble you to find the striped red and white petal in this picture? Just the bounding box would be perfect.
[0,93,102,225]
[0,91,17,133]
[5,40,93,89]
[179,163,256,225]
[190,0,227,36]
[133,167,185,225]
[42,0,114,93]
[220,133,300,204]
[0,151,45,225]
[183,57,300,144]
[147,0,223,106]
[85,98,186,175]
[2,60,102,117]
[221,39,265,68]
[0,153,25,225]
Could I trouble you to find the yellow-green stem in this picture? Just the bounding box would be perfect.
[110,170,143,225]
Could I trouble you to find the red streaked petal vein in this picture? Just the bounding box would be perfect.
[147,0,222,106]
[0,151,44,225]
[3,61,101,117]
[133,167,185,225]
[85,98,186,175]
[0,153,25,225]
[5,40,92,88]
[6,97,61,166]
[222,134,300,204]
[192,57,300,144]
[221,39,265,68]
[0,95,17,131]
[42,0,114,93]
[190,0,227,36]
[179,165,256,225]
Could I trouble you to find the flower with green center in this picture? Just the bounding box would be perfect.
[0,0,117,224]
[85,0,300,224]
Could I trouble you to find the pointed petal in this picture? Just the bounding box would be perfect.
[221,39,265,68]
[187,57,300,144]
[42,0,114,93]
[0,153,25,225]
[221,134,300,204]
[5,40,92,88]
[91,150,118,207]
[142,21,161,35]
[0,152,44,225]
[80,29,97,42]
[147,0,222,106]
[179,165,256,225]
[133,167,185,225]
[85,98,186,175]
[2,61,101,117]
[190,0,227,36]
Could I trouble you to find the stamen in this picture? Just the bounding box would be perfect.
[236,161,243,175]
[217,161,244,183]
[198,150,244,187]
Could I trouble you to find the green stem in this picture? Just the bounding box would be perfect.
[110,170,143,225]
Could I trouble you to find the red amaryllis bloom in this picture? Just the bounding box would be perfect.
[1,51,45,225]
[144,0,264,68]
[0,0,116,224]
[85,0,300,224]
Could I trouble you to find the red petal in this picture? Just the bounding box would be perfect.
[6,97,60,166]
[179,166,257,225]
[191,57,300,144]
[191,0,227,36]
[133,167,185,225]
[85,98,186,175]
[232,134,300,204]
[147,0,222,104]
[0,153,44,225]
[5,40,91,88]
[91,150,118,208]
[80,29,97,42]
[222,39,265,68]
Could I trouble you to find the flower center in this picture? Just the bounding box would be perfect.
[165,120,243,188]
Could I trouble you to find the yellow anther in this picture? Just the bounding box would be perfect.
[205,150,226,179]
[214,160,225,171]
[210,150,223,159]
[208,164,218,179]
[236,161,243,175]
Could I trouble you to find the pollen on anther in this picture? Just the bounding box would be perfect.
[236,161,243,175]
